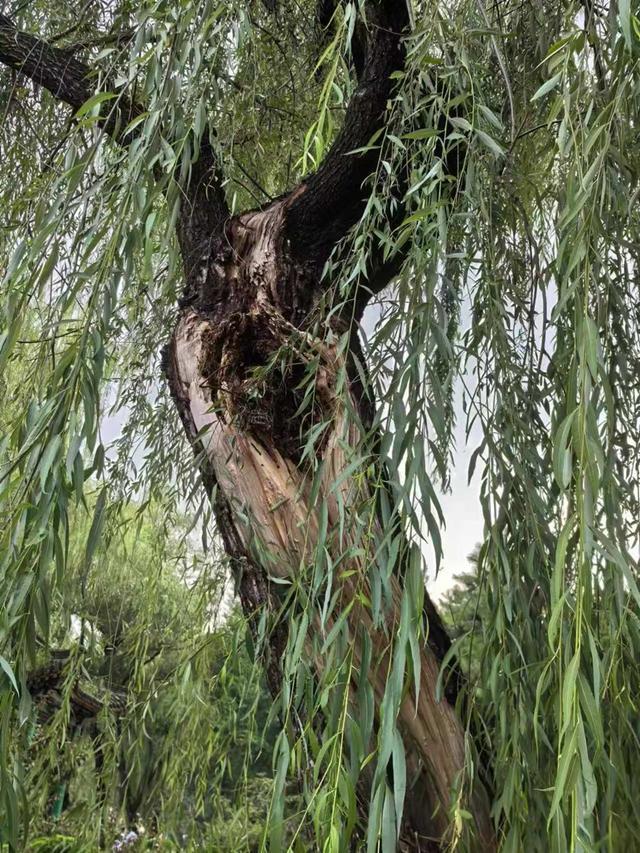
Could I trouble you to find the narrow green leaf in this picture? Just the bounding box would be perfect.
[531,72,562,101]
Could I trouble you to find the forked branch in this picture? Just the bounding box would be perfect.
[284,1,411,269]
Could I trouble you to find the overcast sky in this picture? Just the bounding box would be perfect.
[426,395,482,597]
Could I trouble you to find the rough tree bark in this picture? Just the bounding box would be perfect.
[1,4,494,849]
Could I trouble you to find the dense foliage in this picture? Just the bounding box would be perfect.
[1,0,640,850]
[8,499,280,851]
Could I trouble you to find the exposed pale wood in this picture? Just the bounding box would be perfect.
[168,205,495,850]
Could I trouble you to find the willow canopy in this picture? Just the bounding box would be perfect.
[1,0,639,850]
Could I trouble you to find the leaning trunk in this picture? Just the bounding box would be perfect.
[165,198,494,851]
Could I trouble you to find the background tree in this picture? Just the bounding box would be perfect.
[22,497,283,851]
[1,1,640,851]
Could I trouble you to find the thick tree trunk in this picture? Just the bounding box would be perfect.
[164,198,494,851]
[0,6,495,850]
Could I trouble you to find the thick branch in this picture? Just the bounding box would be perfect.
[316,0,366,78]
[0,15,230,286]
[0,14,140,141]
[284,1,410,268]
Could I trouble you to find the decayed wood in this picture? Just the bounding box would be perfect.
[27,659,127,724]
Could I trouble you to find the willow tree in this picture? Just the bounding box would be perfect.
[1,0,639,850]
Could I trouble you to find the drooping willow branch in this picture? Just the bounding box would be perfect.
[0,3,420,308]
[0,12,229,285]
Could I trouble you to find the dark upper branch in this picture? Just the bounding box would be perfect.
[316,0,366,79]
[0,13,140,141]
[0,14,230,280]
[284,1,410,270]
[175,136,230,287]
